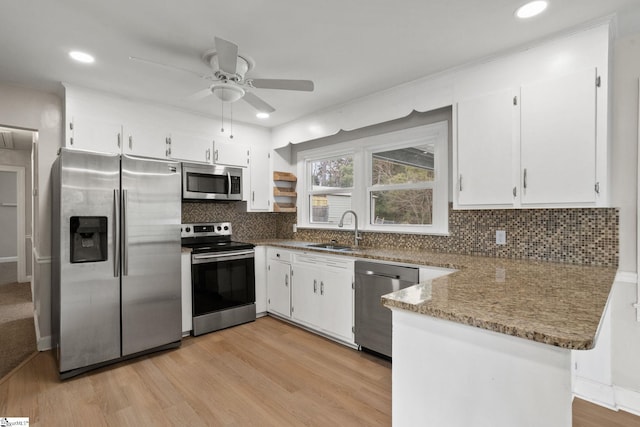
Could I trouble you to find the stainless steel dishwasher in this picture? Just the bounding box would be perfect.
[355,260,419,358]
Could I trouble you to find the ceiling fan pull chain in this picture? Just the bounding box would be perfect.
[220,97,225,133]
[230,104,234,139]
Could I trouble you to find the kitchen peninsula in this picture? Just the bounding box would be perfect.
[258,240,617,427]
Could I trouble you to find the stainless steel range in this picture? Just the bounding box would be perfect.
[181,222,255,336]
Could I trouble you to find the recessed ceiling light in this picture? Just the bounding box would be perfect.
[69,51,95,64]
[515,1,548,19]
[256,112,270,119]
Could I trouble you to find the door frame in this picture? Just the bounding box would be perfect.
[0,165,26,282]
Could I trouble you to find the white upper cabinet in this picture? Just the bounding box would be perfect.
[67,112,123,154]
[456,88,518,207]
[247,144,271,211]
[168,130,212,164]
[520,68,598,205]
[214,140,250,167]
[122,121,170,159]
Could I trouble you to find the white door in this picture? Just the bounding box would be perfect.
[214,141,250,167]
[266,260,291,318]
[291,262,321,328]
[68,115,122,154]
[520,68,598,205]
[169,131,212,164]
[122,122,169,159]
[319,267,354,343]
[248,144,271,211]
[456,89,518,207]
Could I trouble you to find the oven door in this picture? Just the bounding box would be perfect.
[191,250,255,318]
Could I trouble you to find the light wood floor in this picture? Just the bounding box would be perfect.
[1,316,639,426]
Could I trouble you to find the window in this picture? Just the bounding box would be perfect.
[307,155,354,225]
[298,121,448,234]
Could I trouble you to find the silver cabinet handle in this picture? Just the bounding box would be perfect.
[320,281,324,296]
[523,168,528,189]
[459,174,463,192]
[285,274,289,287]
[128,135,133,149]
[313,279,317,293]
[206,148,211,161]
[113,189,120,277]
[122,189,128,276]
[117,132,121,148]
[513,187,517,197]
[215,149,219,162]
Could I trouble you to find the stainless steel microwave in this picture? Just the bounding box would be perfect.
[182,163,243,201]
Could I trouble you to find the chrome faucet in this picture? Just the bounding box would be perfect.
[338,210,362,247]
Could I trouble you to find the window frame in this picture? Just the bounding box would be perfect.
[297,121,448,235]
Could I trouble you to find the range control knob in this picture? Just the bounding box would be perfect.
[185,227,191,233]
[217,226,222,231]
[223,225,229,231]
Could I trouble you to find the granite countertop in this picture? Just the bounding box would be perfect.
[253,239,617,350]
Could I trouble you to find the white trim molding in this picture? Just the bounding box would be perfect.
[0,256,18,263]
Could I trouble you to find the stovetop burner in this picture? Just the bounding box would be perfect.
[181,222,254,253]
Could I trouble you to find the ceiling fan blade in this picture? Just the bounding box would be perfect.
[187,87,213,101]
[214,37,238,75]
[249,79,314,91]
[129,56,210,80]
[242,92,276,113]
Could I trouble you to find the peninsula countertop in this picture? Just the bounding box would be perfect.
[252,239,617,350]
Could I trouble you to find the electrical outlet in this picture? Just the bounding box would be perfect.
[292,223,297,233]
[496,230,506,245]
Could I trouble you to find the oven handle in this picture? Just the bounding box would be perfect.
[192,250,255,264]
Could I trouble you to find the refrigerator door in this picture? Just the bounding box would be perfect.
[56,149,121,372]
[121,155,182,355]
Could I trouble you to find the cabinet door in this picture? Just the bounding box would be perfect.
[266,260,291,318]
[169,131,212,164]
[68,115,123,154]
[214,141,250,167]
[291,262,321,328]
[181,252,192,334]
[520,68,597,205]
[248,144,271,211]
[456,89,518,207]
[319,267,354,343]
[122,122,168,159]
[254,246,267,314]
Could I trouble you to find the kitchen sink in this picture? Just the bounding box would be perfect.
[306,242,354,252]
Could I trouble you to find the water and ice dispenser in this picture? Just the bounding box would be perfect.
[70,216,107,263]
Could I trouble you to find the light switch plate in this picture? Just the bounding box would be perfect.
[496,230,506,245]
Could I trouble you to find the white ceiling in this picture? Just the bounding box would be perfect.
[1,0,639,128]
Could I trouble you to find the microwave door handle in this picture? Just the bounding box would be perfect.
[227,171,232,197]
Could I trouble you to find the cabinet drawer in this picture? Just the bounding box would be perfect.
[267,248,292,263]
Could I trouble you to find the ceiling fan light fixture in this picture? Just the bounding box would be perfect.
[212,83,245,103]
[515,1,548,19]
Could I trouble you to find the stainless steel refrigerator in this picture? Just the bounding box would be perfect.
[51,148,182,378]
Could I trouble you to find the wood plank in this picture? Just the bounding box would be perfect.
[0,316,638,426]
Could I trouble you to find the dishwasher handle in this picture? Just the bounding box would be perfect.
[362,270,401,280]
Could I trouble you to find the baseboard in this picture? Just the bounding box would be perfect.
[573,376,616,409]
[615,386,640,417]
[33,310,51,351]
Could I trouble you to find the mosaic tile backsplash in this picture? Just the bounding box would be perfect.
[183,203,619,267]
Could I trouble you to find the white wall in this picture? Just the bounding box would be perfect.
[609,30,640,396]
[0,83,62,348]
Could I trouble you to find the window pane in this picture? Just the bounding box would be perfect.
[371,144,435,185]
[310,193,352,224]
[370,189,433,225]
[310,157,353,190]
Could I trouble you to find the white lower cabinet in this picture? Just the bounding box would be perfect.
[291,253,354,344]
[266,248,292,318]
[181,251,192,335]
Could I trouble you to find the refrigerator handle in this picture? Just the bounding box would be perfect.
[122,189,129,276]
[113,189,120,277]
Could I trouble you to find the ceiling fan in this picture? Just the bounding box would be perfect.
[130,37,314,114]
